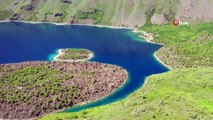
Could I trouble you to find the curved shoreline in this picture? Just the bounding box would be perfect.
[132,29,172,70]
[37,68,129,120]
[64,68,129,109]
[49,49,130,113]
[52,48,129,107]
[0,21,170,119]
[53,49,94,62]
[37,62,129,119]
[0,20,133,29]
[0,20,170,69]
[154,52,172,70]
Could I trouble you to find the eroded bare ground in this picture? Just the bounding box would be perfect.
[0,61,128,119]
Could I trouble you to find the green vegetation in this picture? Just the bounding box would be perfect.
[141,22,213,68]
[40,68,213,120]
[0,10,12,20]
[57,49,92,60]
[76,9,104,24]
[0,64,79,105]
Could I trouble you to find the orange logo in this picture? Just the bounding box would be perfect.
[173,19,179,26]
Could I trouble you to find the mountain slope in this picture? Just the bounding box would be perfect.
[1,0,213,27]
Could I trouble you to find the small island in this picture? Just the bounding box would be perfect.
[54,48,94,62]
[0,49,128,119]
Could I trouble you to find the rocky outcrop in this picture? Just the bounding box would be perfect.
[54,13,63,17]
[21,4,34,11]
[20,0,40,12]
[10,13,20,20]
[69,16,77,24]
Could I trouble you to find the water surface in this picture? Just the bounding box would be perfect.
[0,22,168,112]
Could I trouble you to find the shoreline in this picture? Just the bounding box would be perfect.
[38,65,129,120]
[132,29,164,45]
[65,68,129,109]
[154,52,172,70]
[132,29,171,70]
[53,49,94,62]
[38,67,129,119]
[0,20,133,30]
[0,20,171,69]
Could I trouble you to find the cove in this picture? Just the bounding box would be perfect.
[0,22,169,112]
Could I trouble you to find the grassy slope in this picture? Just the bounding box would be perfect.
[142,22,213,68]
[39,22,213,119]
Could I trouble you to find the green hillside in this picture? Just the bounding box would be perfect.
[141,22,213,68]
[1,0,213,27]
